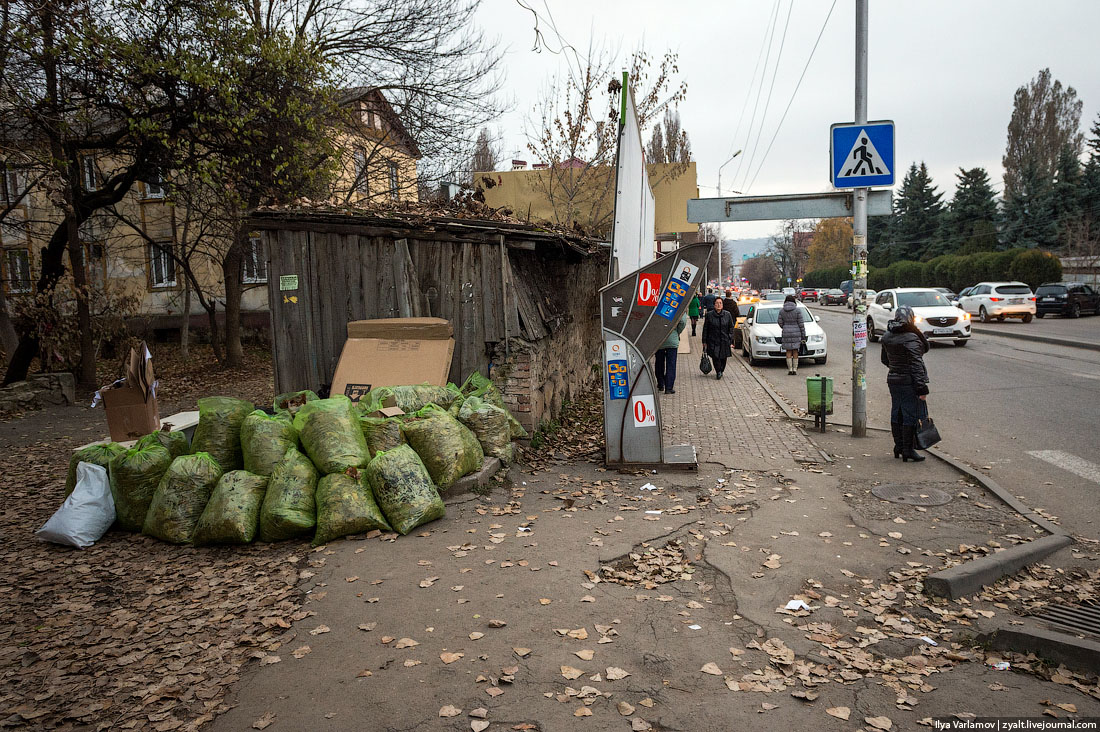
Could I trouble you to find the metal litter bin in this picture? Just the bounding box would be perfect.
[806,374,833,432]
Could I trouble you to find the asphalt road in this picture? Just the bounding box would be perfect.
[745,302,1100,538]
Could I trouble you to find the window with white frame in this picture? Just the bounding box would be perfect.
[0,207,29,247]
[353,150,368,194]
[149,242,176,288]
[243,233,267,283]
[81,156,98,191]
[6,249,31,294]
[388,160,399,200]
[1,166,26,206]
[143,169,166,199]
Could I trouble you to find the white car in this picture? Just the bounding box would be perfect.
[848,289,878,308]
[958,281,1036,323]
[740,302,828,366]
[867,288,972,346]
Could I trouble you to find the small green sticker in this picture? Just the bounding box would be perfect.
[279,274,299,291]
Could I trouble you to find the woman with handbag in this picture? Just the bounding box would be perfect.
[701,297,735,380]
[777,295,806,376]
[880,304,930,462]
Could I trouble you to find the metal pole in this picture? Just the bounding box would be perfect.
[852,0,869,437]
[715,150,742,291]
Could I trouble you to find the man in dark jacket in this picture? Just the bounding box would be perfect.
[701,288,717,313]
[880,305,930,462]
[702,297,736,379]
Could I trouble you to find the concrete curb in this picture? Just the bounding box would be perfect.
[448,456,502,494]
[977,626,1100,675]
[923,533,1075,599]
[968,324,1100,352]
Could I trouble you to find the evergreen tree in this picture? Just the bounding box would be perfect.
[1080,113,1100,229]
[1001,158,1058,249]
[891,162,945,261]
[1050,143,1083,241]
[1002,68,1083,199]
[866,208,893,267]
[945,167,999,254]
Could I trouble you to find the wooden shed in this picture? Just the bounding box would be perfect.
[249,209,605,428]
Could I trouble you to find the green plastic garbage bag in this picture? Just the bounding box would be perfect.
[241,410,299,476]
[359,414,406,458]
[109,444,173,532]
[366,383,462,413]
[65,442,125,496]
[258,446,318,542]
[365,445,444,535]
[312,468,392,546]
[136,430,190,459]
[193,470,269,545]
[401,404,483,490]
[190,397,253,471]
[142,453,223,543]
[274,390,319,417]
[458,372,526,438]
[457,396,514,464]
[293,396,369,475]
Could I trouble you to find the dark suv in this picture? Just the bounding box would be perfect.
[1035,282,1100,318]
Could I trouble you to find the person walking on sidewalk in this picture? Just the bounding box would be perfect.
[702,297,735,380]
[880,304,930,463]
[777,295,806,376]
[688,294,701,336]
[655,315,687,394]
[701,288,717,314]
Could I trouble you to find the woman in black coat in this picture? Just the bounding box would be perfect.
[880,304,930,462]
[702,297,736,380]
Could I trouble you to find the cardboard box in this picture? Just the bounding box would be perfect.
[331,317,455,404]
[100,342,160,441]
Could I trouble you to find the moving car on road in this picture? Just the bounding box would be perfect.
[762,291,787,302]
[934,287,957,302]
[958,281,1036,323]
[867,288,971,346]
[1035,282,1100,318]
[740,302,828,366]
[799,287,819,302]
[822,289,847,305]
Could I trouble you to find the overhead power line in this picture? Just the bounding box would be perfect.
[739,0,794,193]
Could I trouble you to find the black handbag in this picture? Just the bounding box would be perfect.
[798,341,808,356]
[699,352,713,374]
[915,418,941,449]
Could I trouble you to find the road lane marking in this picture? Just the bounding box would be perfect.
[1027,450,1100,485]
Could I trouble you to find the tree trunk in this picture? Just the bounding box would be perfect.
[205,300,224,364]
[180,278,191,359]
[0,286,19,364]
[67,220,97,387]
[222,233,244,368]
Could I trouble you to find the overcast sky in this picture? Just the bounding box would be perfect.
[475,0,1100,238]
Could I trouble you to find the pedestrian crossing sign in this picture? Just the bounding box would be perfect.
[830,121,894,188]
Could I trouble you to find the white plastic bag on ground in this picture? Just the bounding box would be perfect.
[37,462,116,548]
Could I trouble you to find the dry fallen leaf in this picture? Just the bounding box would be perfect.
[539,598,552,605]
[567,628,589,640]
[700,662,722,676]
[357,623,376,632]
[561,666,584,680]
[403,659,421,667]
[512,647,531,657]
[575,649,595,661]
[827,707,851,721]
[356,669,372,677]
[439,705,462,717]
[606,667,630,680]
[617,701,635,716]
[309,625,330,635]
[488,619,507,628]
[574,707,592,717]
[419,576,440,588]
[471,721,489,732]
[865,716,893,730]
[440,652,464,664]
[252,712,276,730]
[469,632,485,640]
[292,645,311,659]
[485,687,504,698]
[632,719,652,731]
[469,708,488,719]
[394,638,419,649]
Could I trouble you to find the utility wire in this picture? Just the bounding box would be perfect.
[724,0,779,164]
[739,0,794,193]
[730,0,782,187]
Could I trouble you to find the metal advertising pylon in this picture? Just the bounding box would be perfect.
[601,241,715,469]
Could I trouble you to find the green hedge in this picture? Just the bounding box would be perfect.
[802,265,849,289]
[858,248,1061,293]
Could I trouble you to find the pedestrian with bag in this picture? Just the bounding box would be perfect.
[777,295,806,376]
[702,297,735,380]
[655,314,687,394]
[880,304,930,462]
[688,294,700,336]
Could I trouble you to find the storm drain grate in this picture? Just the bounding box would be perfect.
[1035,601,1100,639]
[870,484,953,506]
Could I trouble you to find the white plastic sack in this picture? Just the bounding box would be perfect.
[36,462,116,548]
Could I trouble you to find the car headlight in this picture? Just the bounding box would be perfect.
[754,336,772,344]
[914,315,923,323]
[809,335,824,343]
[961,311,970,320]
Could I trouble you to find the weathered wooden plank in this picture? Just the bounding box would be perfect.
[269,228,317,393]
[503,249,522,337]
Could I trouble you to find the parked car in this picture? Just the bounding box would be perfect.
[848,289,878,308]
[867,288,971,346]
[1035,282,1100,318]
[799,287,819,302]
[822,289,847,305]
[762,291,787,301]
[958,281,1036,322]
[934,287,957,302]
[951,286,973,307]
[740,302,828,366]
[839,279,854,301]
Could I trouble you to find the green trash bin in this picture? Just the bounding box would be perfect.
[806,375,833,431]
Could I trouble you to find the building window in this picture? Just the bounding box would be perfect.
[353,150,369,194]
[0,207,29,247]
[6,249,31,294]
[1,166,26,206]
[388,161,399,200]
[243,233,267,283]
[149,242,175,288]
[143,170,166,199]
[81,156,98,191]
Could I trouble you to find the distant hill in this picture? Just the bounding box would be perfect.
[722,237,772,263]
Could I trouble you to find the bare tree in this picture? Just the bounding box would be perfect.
[470,127,500,178]
[1003,68,1083,198]
[647,109,691,164]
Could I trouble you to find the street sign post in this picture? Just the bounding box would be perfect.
[830,121,894,189]
[687,190,892,223]
[601,241,714,469]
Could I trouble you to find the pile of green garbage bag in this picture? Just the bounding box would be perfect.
[359,414,406,458]
[366,383,462,413]
[142,453,223,543]
[401,404,483,489]
[458,396,514,464]
[459,372,527,439]
[241,410,298,476]
[365,445,444,535]
[65,442,125,496]
[190,397,254,471]
[136,430,190,459]
[258,446,318,542]
[193,471,269,545]
[109,443,173,532]
[312,468,391,546]
[274,390,319,417]
[294,396,370,475]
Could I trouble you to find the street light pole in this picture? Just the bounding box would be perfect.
[852,0,869,437]
[716,150,742,288]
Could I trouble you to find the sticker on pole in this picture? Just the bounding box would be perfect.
[853,320,868,349]
[605,340,629,400]
[631,395,657,428]
[656,261,698,320]
[636,273,662,306]
[830,121,894,188]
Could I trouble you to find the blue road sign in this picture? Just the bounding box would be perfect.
[830,121,894,188]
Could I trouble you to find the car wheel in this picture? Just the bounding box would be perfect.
[814,356,827,364]
[954,339,968,347]
[1036,312,1045,318]
[1072,303,1081,318]
[867,318,879,342]
[1022,313,1033,323]
[997,315,1005,322]
[979,306,990,323]
[748,350,760,366]
[733,331,742,349]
